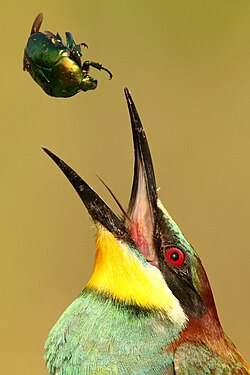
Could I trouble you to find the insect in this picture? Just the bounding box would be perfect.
[23,13,112,97]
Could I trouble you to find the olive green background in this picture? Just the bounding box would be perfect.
[1,1,250,374]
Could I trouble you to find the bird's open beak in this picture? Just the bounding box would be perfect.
[124,88,159,267]
[43,88,159,266]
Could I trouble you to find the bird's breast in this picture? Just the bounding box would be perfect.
[45,289,184,374]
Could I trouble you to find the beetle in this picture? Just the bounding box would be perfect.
[23,13,112,97]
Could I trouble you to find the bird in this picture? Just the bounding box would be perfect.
[43,88,249,374]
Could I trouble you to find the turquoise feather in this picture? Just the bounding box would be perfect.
[45,289,182,374]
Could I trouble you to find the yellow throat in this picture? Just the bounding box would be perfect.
[87,225,187,325]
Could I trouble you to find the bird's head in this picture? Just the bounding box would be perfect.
[43,89,221,334]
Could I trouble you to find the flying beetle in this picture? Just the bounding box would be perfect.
[23,13,112,97]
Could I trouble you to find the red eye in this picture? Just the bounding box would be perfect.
[166,247,185,267]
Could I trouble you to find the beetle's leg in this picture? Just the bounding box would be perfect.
[44,30,57,39]
[65,32,77,50]
[30,13,43,35]
[82,61,113,79]
[65,32,88,67]
[23,54,30,71]
[65,32,88,50]
[80,42,88,48]
[55,33,63,43]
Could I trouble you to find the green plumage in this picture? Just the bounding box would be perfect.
[45,289,181,375]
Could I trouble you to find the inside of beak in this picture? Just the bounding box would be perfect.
[126,160,157,266]
[124,88,159,267]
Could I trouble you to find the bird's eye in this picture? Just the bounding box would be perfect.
[165,247,185,267]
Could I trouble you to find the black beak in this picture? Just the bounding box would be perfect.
[42,148,132,243]
[124,88,159,265]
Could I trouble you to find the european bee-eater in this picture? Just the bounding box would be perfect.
[44,89,249,374]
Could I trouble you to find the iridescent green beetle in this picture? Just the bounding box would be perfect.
[23,13,112,97]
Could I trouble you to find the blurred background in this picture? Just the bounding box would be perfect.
[1,0,250,373]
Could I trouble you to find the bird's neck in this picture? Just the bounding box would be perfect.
[87,226,187,327]
[168,261,231,359]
